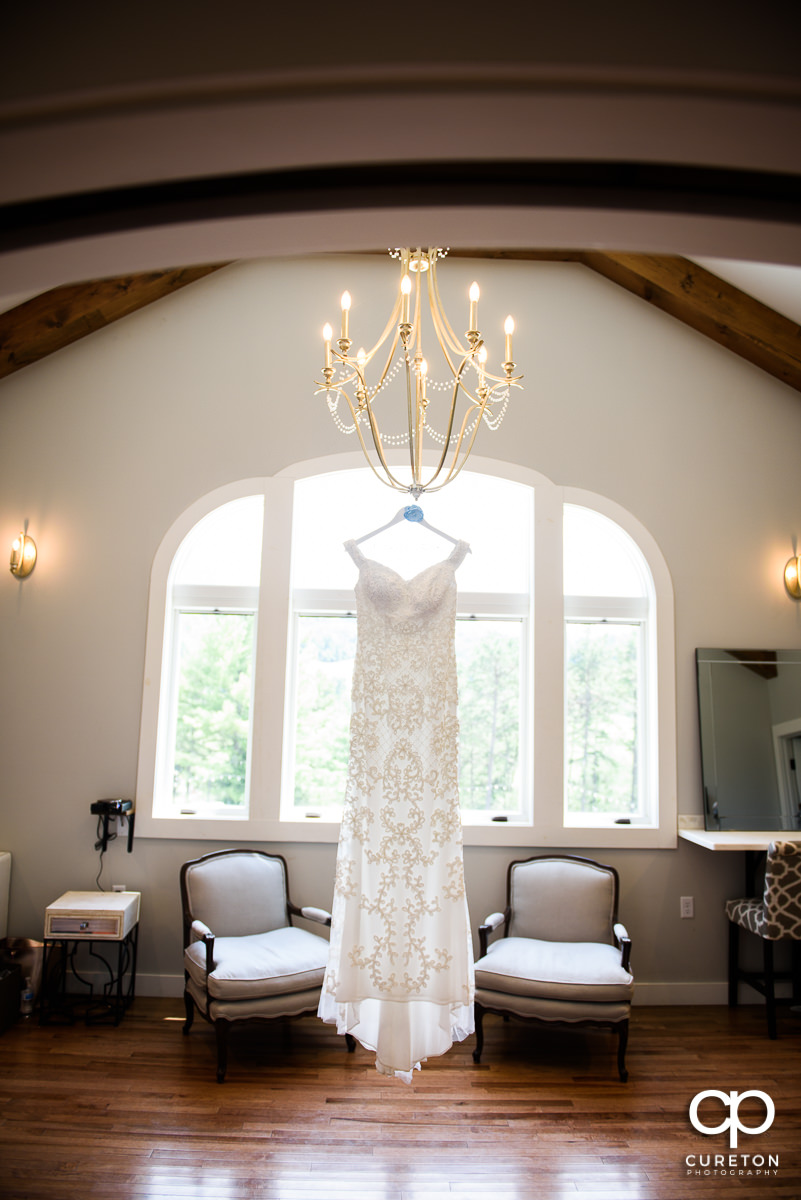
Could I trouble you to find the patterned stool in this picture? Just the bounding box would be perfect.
[726,841,801,1038]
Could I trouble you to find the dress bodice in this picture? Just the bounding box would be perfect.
[343,539,470,625]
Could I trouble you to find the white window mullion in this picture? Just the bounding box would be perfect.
[249,476,295,823]
[157,605,183,814]
[533,483,564,839]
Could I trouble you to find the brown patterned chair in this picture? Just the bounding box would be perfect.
[472,854,634,1080]
[726,840,801,1038]
[180,848,353,1081]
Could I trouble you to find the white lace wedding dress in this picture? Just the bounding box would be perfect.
[318,538,475,1080]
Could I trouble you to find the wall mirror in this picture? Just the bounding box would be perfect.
[696,648,801,831]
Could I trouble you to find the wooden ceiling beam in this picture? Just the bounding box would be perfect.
[0,264,228,381]
[452,247,801,393]
[577,252,801,393]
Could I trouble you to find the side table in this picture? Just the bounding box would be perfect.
[40,891,140,1026]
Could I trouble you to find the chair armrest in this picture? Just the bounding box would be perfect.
[299,906,332,927]
[288,900,333,927]
[478,909,510,958]
[190,919,215,976]
[614,922,632,972]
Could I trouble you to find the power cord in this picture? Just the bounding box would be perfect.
[94,814,118,890]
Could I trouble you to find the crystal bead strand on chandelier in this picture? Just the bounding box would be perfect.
[315,248,524,497]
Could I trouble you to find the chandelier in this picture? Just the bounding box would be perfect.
[316,248,523,497]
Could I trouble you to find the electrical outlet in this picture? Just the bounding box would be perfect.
[112,883,127,893]
[680,895,694,919]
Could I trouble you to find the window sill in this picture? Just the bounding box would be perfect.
[135,810,676,849]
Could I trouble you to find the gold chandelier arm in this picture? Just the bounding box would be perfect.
[313,375,360,402]
[428,256,473,359]
[416,360,474,491]
[403,347,419,488]
[480,365,524,387]
[427,392,490,493]
[360,391,417,493]
[428,258,524,387]
[362,291,403,374]
[333,381,411,492]
[343,263,407,403]
[367,324,402,402]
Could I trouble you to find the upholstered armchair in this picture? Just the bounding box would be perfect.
[726,840,801,1038]
[180,848,352,1081]
[473,854,634,1081]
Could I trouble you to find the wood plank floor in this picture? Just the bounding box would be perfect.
[0,999,799,1199]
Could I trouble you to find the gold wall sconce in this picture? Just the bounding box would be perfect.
[784,554,801,598]
[9,530,37,579]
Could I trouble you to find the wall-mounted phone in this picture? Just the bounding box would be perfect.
[90,798,135,853]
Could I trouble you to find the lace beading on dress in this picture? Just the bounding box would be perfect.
[318,539,475,1080]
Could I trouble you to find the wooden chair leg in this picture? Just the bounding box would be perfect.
[763,940,777,1040]
[728,921,740,1008]
[182,989,194,1034]
[792,942,801,1007]
[617,1020,629,1083]
[215,1018,230,1083]
[472,1005,484,1063]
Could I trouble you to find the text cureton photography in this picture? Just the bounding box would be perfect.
[685,1088,780,1178]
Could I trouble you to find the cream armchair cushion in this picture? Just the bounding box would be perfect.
[184,926,329,1000]
[477,936,634,1003]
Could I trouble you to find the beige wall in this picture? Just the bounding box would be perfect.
[1,254,799,1002]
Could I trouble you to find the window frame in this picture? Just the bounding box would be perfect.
[135,455,676,848]
[563,612,648,827]
[160,594,259,821]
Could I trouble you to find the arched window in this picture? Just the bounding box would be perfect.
[136,461,675,848]
[564,504,656,826]
[155,495,263,819]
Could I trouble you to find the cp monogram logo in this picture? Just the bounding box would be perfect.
[689,1090,775,1149]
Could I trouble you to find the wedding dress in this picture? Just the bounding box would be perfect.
[318,537,475,1080]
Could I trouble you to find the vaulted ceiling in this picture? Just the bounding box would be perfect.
[1,251,799,392]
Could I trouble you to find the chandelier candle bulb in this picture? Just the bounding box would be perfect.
[504,315,515,363]
[401,274,411,324]
[477,345,487,388]
[340,291,351,341]
[323,323,332,369]
[469,281,480,332]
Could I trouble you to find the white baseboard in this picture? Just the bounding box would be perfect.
[57,971,185,1000]
[633,981,728,1005]
[135,973,185,998]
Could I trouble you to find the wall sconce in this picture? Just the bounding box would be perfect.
[784,554,801,598]
[9,530,37,579]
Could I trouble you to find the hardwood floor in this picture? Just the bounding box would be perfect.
[1,999,800,1199]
